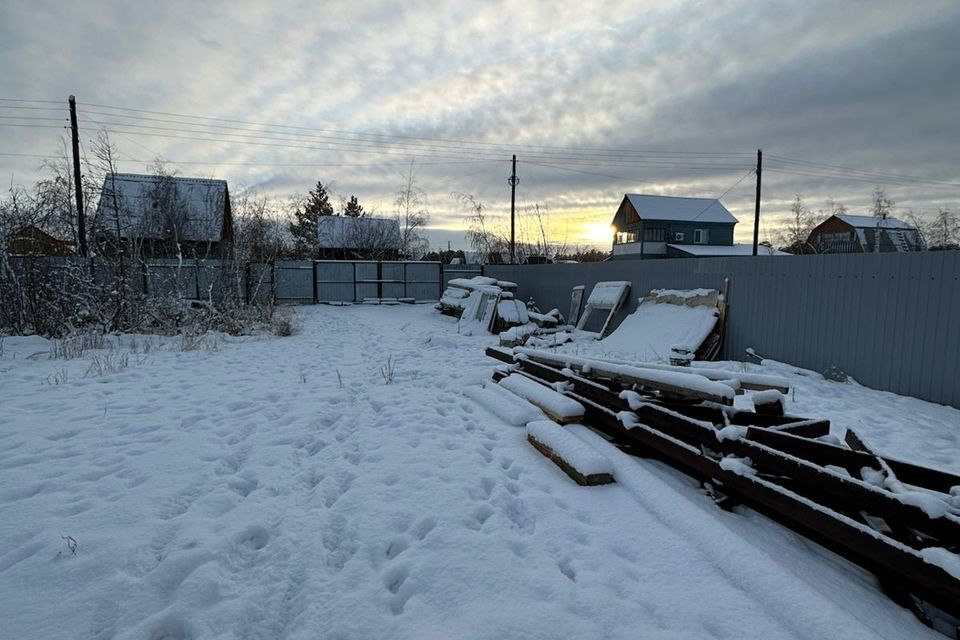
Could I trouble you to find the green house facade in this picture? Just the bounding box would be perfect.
[611,194,738,259]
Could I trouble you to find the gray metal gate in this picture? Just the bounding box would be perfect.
[313,260,441,303]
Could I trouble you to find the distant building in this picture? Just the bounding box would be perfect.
[316,216,402,260]
[806,214,926,254]
[7,225,75,256]
[611,194,740,259]
[95,173,233,258]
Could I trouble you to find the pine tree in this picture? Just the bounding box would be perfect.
[343,195,364,218]
[289,181,334,257]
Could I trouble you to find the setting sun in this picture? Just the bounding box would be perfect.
[582,222,615,246]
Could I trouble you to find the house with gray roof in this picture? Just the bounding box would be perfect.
[316,215,402,260]
[610,194,741,259]
[95,173,233,258]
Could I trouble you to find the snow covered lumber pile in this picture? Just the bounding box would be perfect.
[526,420,614,486]
[483,345,960,631]
[512,347,736,405]
[498,374,585,424]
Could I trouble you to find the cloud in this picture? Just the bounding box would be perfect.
[1,0,957,250]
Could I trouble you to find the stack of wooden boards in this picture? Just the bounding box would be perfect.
[484,345,960,634]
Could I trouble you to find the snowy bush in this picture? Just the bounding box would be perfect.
[0,254,296,340]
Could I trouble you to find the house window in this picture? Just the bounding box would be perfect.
[615,231,637,244]
[694,229,708,244]
[643,227,665,242]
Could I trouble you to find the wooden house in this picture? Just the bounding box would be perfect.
[316,216,402,260]
[610,194,739,259]
[806,214,925,254]
[7,225,75,256]
[95,173,234,258]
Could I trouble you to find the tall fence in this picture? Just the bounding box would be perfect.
[4,257,443,306]
[487,251,960,408]
[268,260,442,304]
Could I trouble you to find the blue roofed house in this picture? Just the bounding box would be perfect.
[610,194,785,259]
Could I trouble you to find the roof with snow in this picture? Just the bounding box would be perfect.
[316,216,401,250]
[667,243,789,257]
[95,173,230,242]
[624,194,738,224]
[835,214,915,230]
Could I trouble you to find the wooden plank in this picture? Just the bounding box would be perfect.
[766,419,831,439]
[630,404,960,546]
[570,401,960,619]
[527,435,614,486]
[511,348,735,405]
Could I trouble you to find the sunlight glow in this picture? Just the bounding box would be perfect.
[583,222,614,246]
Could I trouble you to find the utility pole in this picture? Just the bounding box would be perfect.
[752,148,762,256]
[68,95,88,257]
[509,154,518,264]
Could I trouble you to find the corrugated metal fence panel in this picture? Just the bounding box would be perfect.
[274,261,314,302]
[381,263,406,299]
[487,252,960,408]
[406,263,441,301]
[247,263,274,305]
[315,262,354,302]
[145,260,200,299]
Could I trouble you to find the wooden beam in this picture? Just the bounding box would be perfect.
[630,403,960,547]
[508,348,736,405]
[573,401,960,618]
[527,435,614,486]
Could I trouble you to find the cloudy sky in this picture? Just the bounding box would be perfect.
[2,0,958,249]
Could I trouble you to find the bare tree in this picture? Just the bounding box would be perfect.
[871,187,895,219]
[776,195,817,253]
[394,163,429,258]
[457,192,505,262]
[926,208,960,250]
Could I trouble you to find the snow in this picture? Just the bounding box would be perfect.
[652,287,716,299]
[600,301,718,362]
[515,347,736,403]
[496,299,529,325]
[836,214,915,230]
[0,304,953,639]
[753,389,785,408]
[717,425,748,442]
[625,194,737,224]
[498,374,585,421]
[719,455,758,477]
[585,281,631,306]
[526,421,615,477]
[464,381,546,426]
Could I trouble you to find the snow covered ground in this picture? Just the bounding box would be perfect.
[1,304,957,639]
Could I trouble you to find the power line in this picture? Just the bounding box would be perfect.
[765,154,960,188]
[76,115,750,167]
[764,166,960,190]
[77,100,756,158]
[0,97,63,104]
